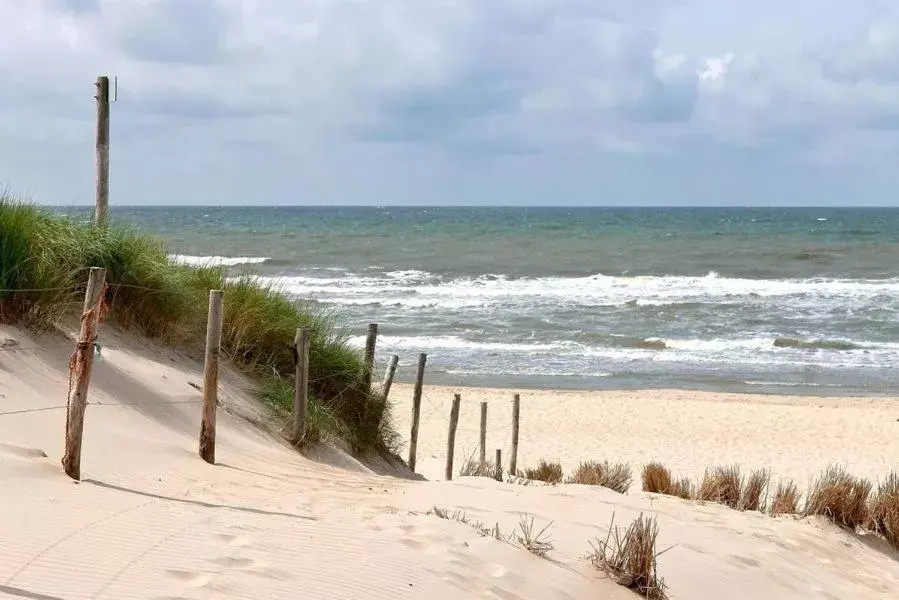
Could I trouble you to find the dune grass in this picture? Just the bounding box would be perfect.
[867,472,899,549]
[769,480,801,516]
[589,513,668,600]
[568,460,633,493]
[697,465,744,509]
[0,196,396,454]
[641,463,694,499]
[804,465,872,529]
[524,459,563,484]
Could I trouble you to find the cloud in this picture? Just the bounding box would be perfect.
[2,0,899,205]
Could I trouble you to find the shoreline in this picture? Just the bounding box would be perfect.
[389,383,899,485]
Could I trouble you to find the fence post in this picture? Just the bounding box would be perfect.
[479,401,487,467]
[382,354,399,399]
[291,327,310,445]
[408,352,427,471]
[61,267,106,481]
[445,393,461,480]
[93,75,110,228]
[495,449,502,481]
[199,290,224,464]
[510,393,520,476]
[362,323,378,389]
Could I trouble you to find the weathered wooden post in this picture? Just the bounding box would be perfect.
[382,354,399,399]
[479,401,487,467]
[445,393,461,480]
[199,290,224,464]
[93,75,110,228]
[61,267,107,480]
[495,449,502,481]
[362,323,378,389]
[510,393,520,476]
[291,327,310,445]
[408,352,427,471]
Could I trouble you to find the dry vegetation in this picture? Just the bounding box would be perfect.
[641,463,693,499]
[568,460,633,493]
[740,468,771,511]
[769,480,801,516]
[589,513,669,600]
[459,453,496,478]
[867,472,899,549]
[524,459,563,484]
[804,465,872,529]
[515,516,554,558]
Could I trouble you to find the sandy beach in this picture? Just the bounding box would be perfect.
[2,325,898,599]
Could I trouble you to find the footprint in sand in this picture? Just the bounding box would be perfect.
[216,533,251,547]
[165,570,215,589]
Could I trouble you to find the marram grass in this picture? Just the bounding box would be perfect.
[0,194,397,454]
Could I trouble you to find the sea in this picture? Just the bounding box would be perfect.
[88,206,899,396]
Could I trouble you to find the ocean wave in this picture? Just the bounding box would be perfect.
[170,254,270,267]
[772,337,862,350]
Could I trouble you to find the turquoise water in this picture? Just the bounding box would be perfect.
[90,206,899,395]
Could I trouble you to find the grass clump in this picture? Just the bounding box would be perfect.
[524,459,563,484]
[459,454,496,478]
[590,513,669,600]
[429,506,505,540]
[769,480,801,516]
[569,460,632,494]
[0,196,396,454]
[641,463,693,499]
[740,468,771,512]
[804,465,872,529]
[697,465,743,509]
[867,472,899,549]
[514,516,554,558]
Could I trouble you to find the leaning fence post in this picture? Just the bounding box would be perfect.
[291,327,310,445]
[510,393,520,476]
[199,290,224,464]
[382,354,399,399]
[495,449,502,481]
[445,393,461,480]
[362,323,378,389]
[408,352,427,471]
[479,401,487,467]
[61,267,106,481]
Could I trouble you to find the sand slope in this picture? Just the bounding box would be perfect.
[2,326,897,599]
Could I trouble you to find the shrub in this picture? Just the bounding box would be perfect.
[569,460,632,494]
[769,480,801,516]
[524,460,563,484]
[867,472,899,549]
[590,513,669,600]
[804,465,872,529]
[697,465,743,508]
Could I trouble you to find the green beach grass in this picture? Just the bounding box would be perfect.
[0,193,397,454]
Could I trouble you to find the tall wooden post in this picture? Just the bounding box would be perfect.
[199,290,224,464]
[408,352,427,470]
[61,267,107,480]
[382,355,399,399]
[362,323,378,389]
[495,449,502,481]
[445,394,461,480]
[479,401,487,467]
[93,75,110,228]
[510,393,521,476]
[291,327,310,445]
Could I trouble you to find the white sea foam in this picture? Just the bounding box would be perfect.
[170,255,270,267]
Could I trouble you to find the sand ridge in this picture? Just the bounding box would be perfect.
[2,325,898,599]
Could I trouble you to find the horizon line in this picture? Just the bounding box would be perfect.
[43,204,899,210]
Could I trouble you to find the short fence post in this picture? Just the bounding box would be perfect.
[291,327,310,445]
[408,352,427,471]
[61,267,107,481]
[199,290,224,464]
[445,393,461,480]
[510,393,520,476]
[495,449,502,481]
[479,401,487,467]
[382,354,399,399]
[362,323,378,389]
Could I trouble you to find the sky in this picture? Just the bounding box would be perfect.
[2,0,899,206]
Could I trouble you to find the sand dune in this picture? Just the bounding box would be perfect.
[2,325,898,599]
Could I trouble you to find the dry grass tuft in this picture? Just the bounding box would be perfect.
[459,453,496,478]
[524,459,563,484]
[740,468,771,512]
[697,465,743,508]
[590,513,669,600]
[670,477,695,500]
[429,506,505,540]
[569,460,633,494]
[804,465,872,529]
[769,480,801,516]
[866,472,899,548]
[642,463,673,494]
[514,516,554,558]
